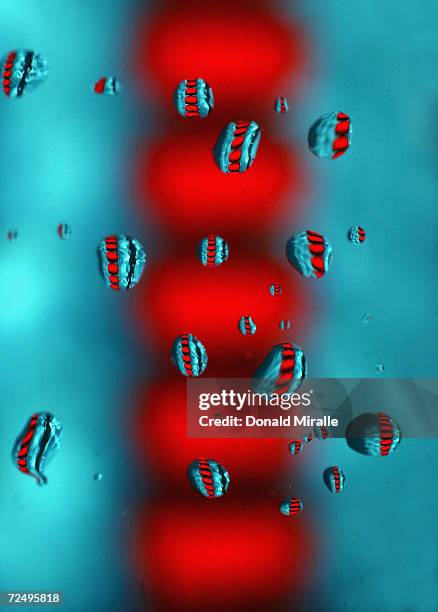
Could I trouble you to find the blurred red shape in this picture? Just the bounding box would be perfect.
[134,131,305,237]
[131,380,292,489]
[131,254,309,360]
[133,499,314,610]
[132,8,307,110]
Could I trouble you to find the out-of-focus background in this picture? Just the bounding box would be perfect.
[0,2,149,610]
[290,3,438,610]
[0,1,437,611]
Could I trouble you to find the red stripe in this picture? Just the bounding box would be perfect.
[333,136,349,152]
[335,120,350,134]
[306,232,326,277]
[3,52,16,95]
[306,231,323,242]
[231,135,245,148]
[199,460,215,497]
[181,335,193,375]
[94,78,106,94]
[379,413,394,456]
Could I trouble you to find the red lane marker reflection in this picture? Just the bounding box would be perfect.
[130,2,315,608]
[133,499,314,610]
[132,255,310,358]
[131,380,292,488]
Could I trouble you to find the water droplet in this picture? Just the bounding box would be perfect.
[188,458,230,498]
[198,234,229,267]
[269,283,283,296]
[57,223,71,240]
[279,319,291,330]
[323,466,346,493]
[94,76,121,95]
[376,363,385,374]
[308,111,352,160]
[288,439,304,455]
[362,313,372,325]
[93,472,103,482]
[7,229,18,242]
[286,230,333,278]
[238,315,256,335]
[348,225,366,244]
[345,412,401,456]
[254,344,307,396]
[98,234,147,291]
[274,96,289,114]
[2,49,48,98]
[214,121,261,173]
[12,413,62,485]
[175,78,214,118]
[172,333,208,377]
[280,497,303,516]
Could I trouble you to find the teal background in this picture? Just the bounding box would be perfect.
[0,2,437,611]
[282,2,438,611]
[0,2,148,610]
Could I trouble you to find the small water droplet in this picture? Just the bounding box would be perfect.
[348,225,366,244]
[7,230,18,242]
[376,363,385,374]
[362,313,372,325]
[93,472,103,482]
[279,319,291,330]
[57,223,71,240]
[269,283,283,296]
